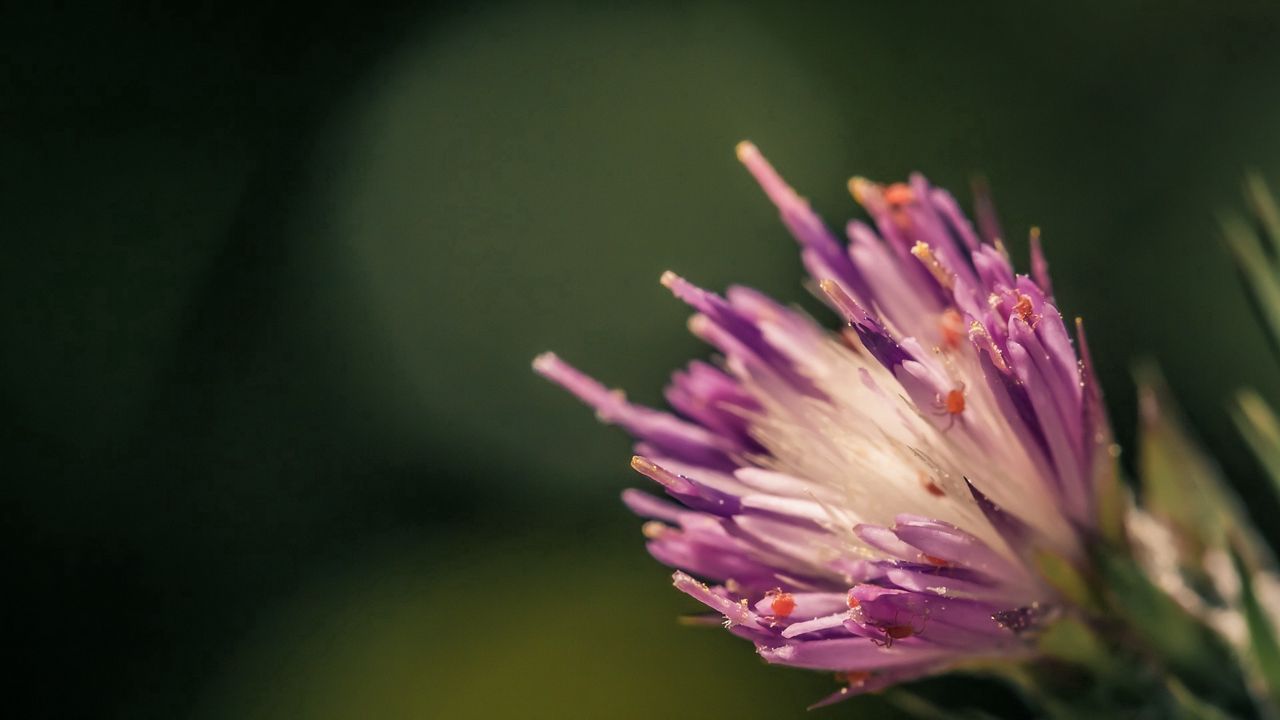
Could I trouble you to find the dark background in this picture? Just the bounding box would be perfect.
[9,1,1280,717]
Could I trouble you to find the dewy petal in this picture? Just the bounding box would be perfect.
[1029,228,1054,300]
[737,141,874,308]
[818,279,916,371]
[664,360,762,453]
[882,564,1007,600]
[672,571,764,629]
[533,353,737,469]
[620,488,685,524]
[648,532,782,589]
[753,591,849,621]
[759,635,955,671]
[630,455,743,516]
[1076,317,1116,530]
[537,142,1111,703]
[663,272,823,397]
[781,610,856,638]
[854,523,920,560]
[1007,337,1088,523]
[891,516,1032,587]
[970,176,1004,246]
[965,480,1040,560]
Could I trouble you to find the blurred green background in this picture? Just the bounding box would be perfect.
[10,1,1280,717]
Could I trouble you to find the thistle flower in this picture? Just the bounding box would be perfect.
[534,142,1117,706]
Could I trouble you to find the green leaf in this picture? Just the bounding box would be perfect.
[1166,677,1239,720]
[1234,390,1280,498]
[1135,362,1232,557]
[1035,615,1110,669]
[1232,546,1280,709]
[1098,551,1230,681]
[1032,550,1098,612]
[1245,173,1280,258]
[1076,317,1127,547]
[1029,611,1245,719]
[1224,176,1280,353]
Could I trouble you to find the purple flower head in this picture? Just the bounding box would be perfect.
[534,142,1111,705]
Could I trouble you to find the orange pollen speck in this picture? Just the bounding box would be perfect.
[841,670,872,687]
[922,554,951,567]
[838,328,862,351]
[847,595,861,609]
[884,183,914,206]
[770,592,796,618]
[939,309,965,349]
[1013,294,1034,322]
[945,389,966,415]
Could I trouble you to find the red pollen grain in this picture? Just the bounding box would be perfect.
[847,595,861,609]
[1013,294,1035,323]
[884,183,914,206]
[770,592,797,618]
[841,670,872,687]
[939,308,965,349]
[945,389,966,415]
[922,554,951,567]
